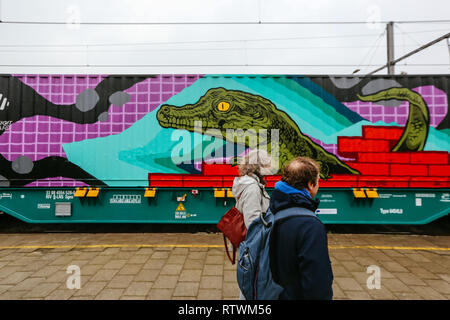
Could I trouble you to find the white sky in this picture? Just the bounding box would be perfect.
[0,0,449,75]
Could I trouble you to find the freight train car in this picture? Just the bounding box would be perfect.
[0,74,449,224]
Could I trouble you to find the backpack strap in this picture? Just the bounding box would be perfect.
[273,206,317,224]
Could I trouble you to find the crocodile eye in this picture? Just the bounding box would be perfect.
[217,101,230,112]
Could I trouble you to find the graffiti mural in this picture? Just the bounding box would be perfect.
[0,74,448,188]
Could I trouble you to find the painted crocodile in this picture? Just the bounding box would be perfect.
[358,87,429,151]
[157,87,360,178]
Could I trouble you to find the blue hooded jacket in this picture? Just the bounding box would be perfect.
[270,181,334,300]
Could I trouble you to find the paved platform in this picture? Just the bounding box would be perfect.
[0,231,448,300]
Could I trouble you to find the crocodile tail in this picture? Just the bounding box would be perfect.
[357,88,430,152]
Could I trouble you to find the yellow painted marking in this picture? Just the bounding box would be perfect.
[0,244,448,251]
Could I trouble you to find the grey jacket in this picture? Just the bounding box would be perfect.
[232,174,270,229]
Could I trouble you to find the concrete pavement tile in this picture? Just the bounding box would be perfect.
[103,259,128,270]
[205,255,224,265]
[344,290,372,300]
[179,269,202,282]
[44,289,75,300]
[120,295,146,300]
[382,278,411,293]
[417,262,449,274]
[392,272,427,286]
[152,251,171,259]
[0,284,12,295]
[423,279,450,294]
[437,274,450,283]
[72,281,107,297]
[377,268,396,279]
[0,266,21,279]
[31,265,63,278]
[143,259,166,269]
[70,296,95,300]
[381,261,409,273]
[134,269,159,282]
[147,288,173,300]
[123,281,153,296]
[88,255,112,265]
[62,259,90,268]
[172,247,189,255]
[367,287,397,300]
[331,252,354,261]
[197,289,222,300]
[161,264,183,275]
[117,264,143,275]
[382,250,405,258]
[331,265,350,277]
[10,277,44,291]
[202,264,223,276]
[153,275,179,289]
[341,261,364,273]
[115,251,136,260]
[394,292,424,300]
[222,282,239,299]
[187,251,207,260]
[350,272,369,286]
[95,288,124,300]
[331,283,347,300]
[107,275,134,289]
[0,290,27,300]
[223,270,236,282]
[23,282,59,299]
[184,259,204,270]
[403,252,432,263]
[410,285,447,300]
[188,247,208,252]
[173,282,199,297]
[48,255,76,266]
[367,251,394,262]
[200,276,222,289]
[76,251,100,260]
[98,248,120,256]
[334,277,364,291]
[167,254,187,264]
[390,257,418,268]
[207,248,224,256]
[172,296,196,300]
[135,248,154,255]
[223,260,236,271]
[78,264,104,276]
[22,260,51,272]
[127,255,150,264]
[90,269,119,282]
[0,271,33,285]
[6,256,37,266]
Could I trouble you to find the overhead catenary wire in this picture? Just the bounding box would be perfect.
[0,27,447,50]
[354,29,386,74]
[0,63,446,68]
[0,43,423,53]
[1,19,450,25]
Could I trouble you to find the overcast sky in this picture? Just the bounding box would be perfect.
[0,0,449,75]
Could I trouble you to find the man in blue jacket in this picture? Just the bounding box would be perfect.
[269,157,333,300]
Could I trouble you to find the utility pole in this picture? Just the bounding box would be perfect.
[367,32,450,75]
[386,21,395,75]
